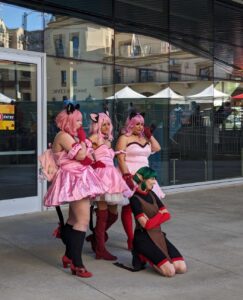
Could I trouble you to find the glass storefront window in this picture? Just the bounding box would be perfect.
[0,1,242,194]
[0,60,38,200]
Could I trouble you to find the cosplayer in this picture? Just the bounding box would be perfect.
[43,101,107,278]
[116,112,165,250]
[86,112,132,260]
[130,166,187,277]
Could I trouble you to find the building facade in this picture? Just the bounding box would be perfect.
[0,0,242,216]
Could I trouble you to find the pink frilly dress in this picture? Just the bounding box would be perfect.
[44,143,108,207]
[94,144,133,205]
[125,142,165,199]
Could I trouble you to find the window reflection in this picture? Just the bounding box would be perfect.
[0,2,241,186]
[70,34,79,58]
[54,35,65,57]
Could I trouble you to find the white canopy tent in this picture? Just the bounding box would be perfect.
[149,87,185,104]
[106,86,146,99]
[187,84,230,106]
[0,93,16,104]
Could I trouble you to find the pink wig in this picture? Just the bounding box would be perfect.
[90,112,113,141]
[55,109,82,136]
[123,113,144,136]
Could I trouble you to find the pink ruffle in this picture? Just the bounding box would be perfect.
[44,166,107,207]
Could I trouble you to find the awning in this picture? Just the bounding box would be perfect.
[187,84,229,106]
[149,87,184,99]
[187,85,229,99]
[232,93,243,99]
[106,86,146,99]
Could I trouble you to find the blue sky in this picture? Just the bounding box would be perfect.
[0,2,51,31]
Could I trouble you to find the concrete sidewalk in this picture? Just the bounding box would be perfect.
[0,185,243,300]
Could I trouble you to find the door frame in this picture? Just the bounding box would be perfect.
[0,48,46,217]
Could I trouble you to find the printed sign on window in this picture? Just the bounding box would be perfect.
[0,104,15,130]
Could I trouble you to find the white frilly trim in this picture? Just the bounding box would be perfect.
[96,193,130,206]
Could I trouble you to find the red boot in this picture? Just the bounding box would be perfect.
[121,204,134,250]
[105,211,118,241]
[95,210,117,261]
[87,233,96,253]
[86,211,118,252]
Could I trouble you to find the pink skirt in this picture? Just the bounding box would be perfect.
[44,166,107,207]
[94,165,133,205]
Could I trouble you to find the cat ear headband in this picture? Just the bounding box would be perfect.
[129,112,145,120]
[90,111,110,123]
[90,113,99,123]
[64,99,80,114]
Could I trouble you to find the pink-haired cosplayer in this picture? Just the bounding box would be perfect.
[44,105,107,278]
[122,113,145,137]
[86,112,132,261]
[116,112,165,250]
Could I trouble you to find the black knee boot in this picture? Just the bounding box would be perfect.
[61,223,73,259]
[69,228,86,267]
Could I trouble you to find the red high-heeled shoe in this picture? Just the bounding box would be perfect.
[62,255,72,268]
[53,223,62,239]
[70,264,93,278]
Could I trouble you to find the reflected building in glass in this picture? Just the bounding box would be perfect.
[44,15,114,102]
[0,0,242,216]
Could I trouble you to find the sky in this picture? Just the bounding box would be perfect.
[0,2,52,31]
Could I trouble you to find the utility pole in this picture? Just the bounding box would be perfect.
[22,12,28,49]
[22,12,28,31]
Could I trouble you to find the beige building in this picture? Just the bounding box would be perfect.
[0,19,9,48]
[44,16,113,101]
[44,16,236,102]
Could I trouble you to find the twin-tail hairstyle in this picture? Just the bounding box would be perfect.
[89,112,113,142]
[122,112,145,137]
[55,99,82,136]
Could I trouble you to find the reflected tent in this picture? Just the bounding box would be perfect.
[149,88,185,139]
[149,87,185,104]
[187,84,229,106]
[106,86,146,99]
[0,93,16,103]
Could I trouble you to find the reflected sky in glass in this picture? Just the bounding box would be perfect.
[0,2,52,30]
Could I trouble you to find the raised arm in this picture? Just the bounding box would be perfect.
[58,132,87,161]
[144,126,161,152]
[150,136,161,153]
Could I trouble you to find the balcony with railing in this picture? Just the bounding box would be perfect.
[94,68,168,86]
